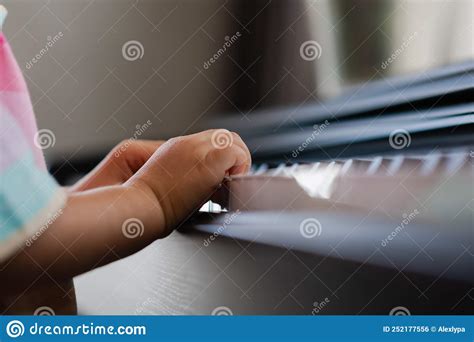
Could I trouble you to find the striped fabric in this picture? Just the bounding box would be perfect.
[0,6,66,260]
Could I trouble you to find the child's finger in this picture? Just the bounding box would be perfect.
[129,140,166,157]
[203,129,252,173]
[137,140,166,149]
[204,143,250,180]
[228,132,252,174]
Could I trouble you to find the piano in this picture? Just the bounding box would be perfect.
[73,61,473,315]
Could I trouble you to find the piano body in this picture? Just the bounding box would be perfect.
[75,62,473,315]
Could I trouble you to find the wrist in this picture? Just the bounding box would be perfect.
[124,178,169,237]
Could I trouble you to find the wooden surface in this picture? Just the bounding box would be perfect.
[75,225,472,315]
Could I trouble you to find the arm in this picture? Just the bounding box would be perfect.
[0,130,251,293]
[0,184,161,292]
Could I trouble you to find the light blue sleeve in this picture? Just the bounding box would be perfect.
[0,108,66,260]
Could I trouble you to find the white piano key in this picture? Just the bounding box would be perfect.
[271,163,287,176]
[366,156,383,175]
[340,159,353,175]
[310,162,321,173]
[326,161,337,172]
[288,163,299,174]
[387,155,405,175]
[253,164,269,175]
[419,152,441,176]
[445,153,467,174]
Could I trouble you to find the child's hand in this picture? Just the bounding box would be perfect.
[0,130,250,289]
[70,140,166,191]
[128,129,251,235]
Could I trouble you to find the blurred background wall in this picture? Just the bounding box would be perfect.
[3,0,237,164]
[2,0,473,174]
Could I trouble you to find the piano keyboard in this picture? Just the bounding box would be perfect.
[217,149,473,225]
